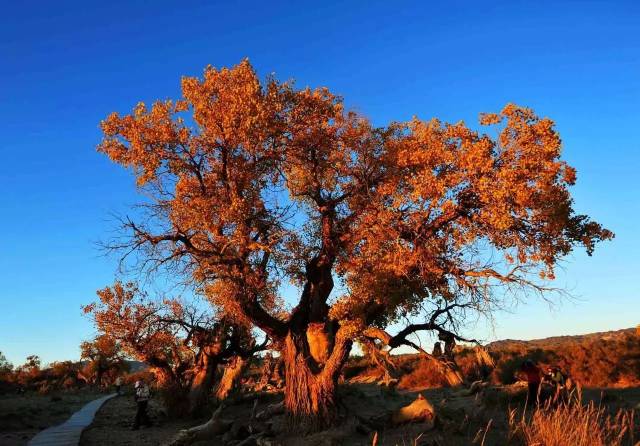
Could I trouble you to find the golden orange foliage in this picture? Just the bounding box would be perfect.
[80,334,125,386]
[83,281,257,416]
[83,283,192,383]
[98,60,612,422]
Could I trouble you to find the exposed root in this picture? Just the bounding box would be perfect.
[163,403,231,446]
[256,401,285,421]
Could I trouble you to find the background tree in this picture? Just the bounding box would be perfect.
[98,60,612,429]
[15,354,42,388]
[0,352,14,386]
[48,360,86,389]
[22,355,41,372]
[80,334,126,388]
[83,282,262,417]
[0,352,12,374]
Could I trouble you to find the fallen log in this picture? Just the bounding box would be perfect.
[163,403,231,446]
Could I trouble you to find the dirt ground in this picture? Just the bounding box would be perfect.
[79,384,640,446]
[80,395,202,446]
[0,390,104,446]
[80,386,481,445]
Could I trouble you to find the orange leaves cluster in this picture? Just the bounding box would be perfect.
[83,282,192,368]
[80,334,121,362]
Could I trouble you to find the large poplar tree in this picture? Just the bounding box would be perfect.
[98,60,611,429]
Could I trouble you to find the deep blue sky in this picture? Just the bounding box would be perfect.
[1,1,638,365]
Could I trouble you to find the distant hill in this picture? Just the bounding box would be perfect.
[487,327,637,350]
[77,359,147,373]
[485,327,640,387]
[124,360,147,373]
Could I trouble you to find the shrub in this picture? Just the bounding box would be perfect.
[397,357,452,389]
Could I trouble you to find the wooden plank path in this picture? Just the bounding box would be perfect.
[28,394,117,446]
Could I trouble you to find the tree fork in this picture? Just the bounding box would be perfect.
[281,322,354,431]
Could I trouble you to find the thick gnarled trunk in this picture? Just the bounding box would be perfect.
[282,324,353,432]
[283,336,337,431]
[188,348,221,417]
[94,367,104,388]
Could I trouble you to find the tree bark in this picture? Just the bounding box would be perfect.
[281,324,353,432]
[95,367,104,388]
[188,352,218,417]
[214,355,247,401]
[283,334,337,431]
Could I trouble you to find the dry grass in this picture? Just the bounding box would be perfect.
[508,392,637,446]
[0,390,104,446]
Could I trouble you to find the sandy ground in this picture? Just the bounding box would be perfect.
[80,386,470,446]
[79,395,201,446]
[79,385,640,446]
[0,390,104,446]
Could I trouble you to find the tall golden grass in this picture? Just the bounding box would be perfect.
[508,392,637,446]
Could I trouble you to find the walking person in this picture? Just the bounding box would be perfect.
[520,359,542,407]
[114,376,123,395]
[546,366,567,404]
[132,379,151,430]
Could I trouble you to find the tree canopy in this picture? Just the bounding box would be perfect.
[98,59,612,425]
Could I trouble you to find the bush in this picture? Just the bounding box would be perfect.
[397,357,452,389]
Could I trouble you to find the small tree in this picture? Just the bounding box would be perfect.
[16,355,42,388]
[84,282,262,416]
[0,352,13,383]
[98,60,612,429]
[49,361,85,389]
[80,334,126,388]
[23,355,41,372]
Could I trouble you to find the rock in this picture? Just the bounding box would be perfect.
[391,393,436,428]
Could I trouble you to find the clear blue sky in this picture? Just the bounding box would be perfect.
[1,1,638,366]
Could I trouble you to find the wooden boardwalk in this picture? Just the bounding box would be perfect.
[28,394,117,446]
